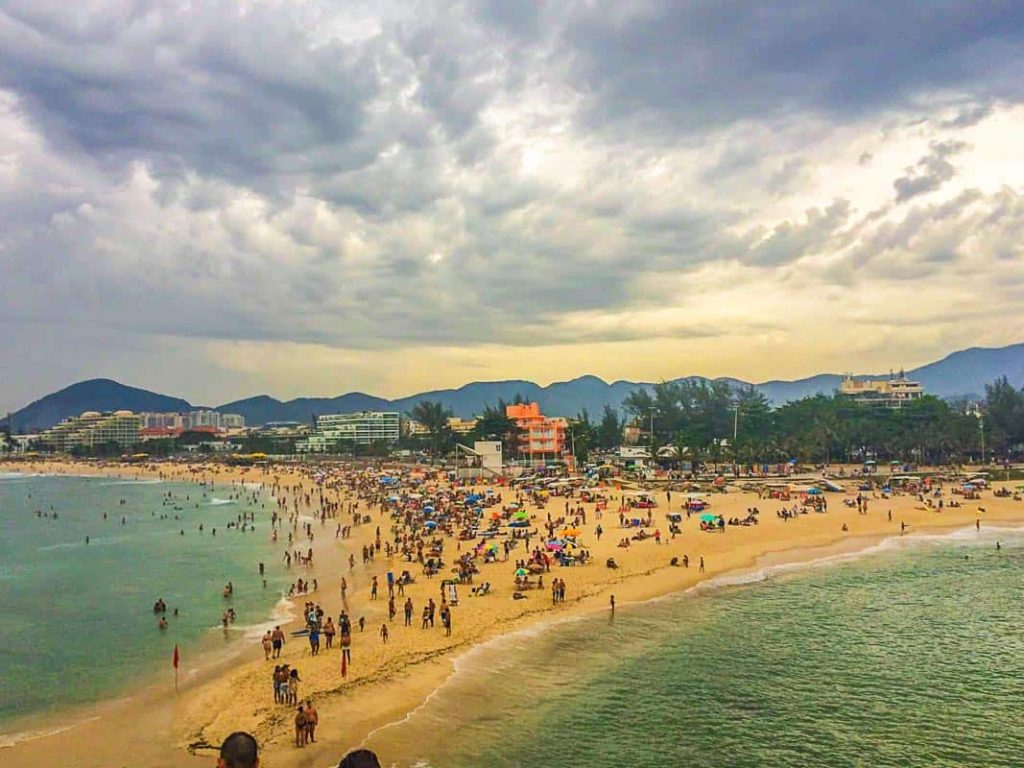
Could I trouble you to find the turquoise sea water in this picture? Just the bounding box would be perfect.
[0,473,288,734]
[369,527,1024,767]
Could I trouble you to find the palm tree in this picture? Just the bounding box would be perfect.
[409,401,453,458]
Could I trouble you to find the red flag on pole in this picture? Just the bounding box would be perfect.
[173,644,180,692]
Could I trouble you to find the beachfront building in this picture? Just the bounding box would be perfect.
[447,416,478,435]
[404,416,477,438]
[139,410,245,431]
[297,411,401,452]
[839,371,925,408]
[505,402,567,463]
[39,410,142,452]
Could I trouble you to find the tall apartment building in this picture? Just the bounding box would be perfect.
[139,410,245,431]
[505,402,567,458]
[40,411,142,451]
[298,411,401,452]
[838,371,925,408]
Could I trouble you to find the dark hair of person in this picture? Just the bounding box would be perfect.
[339,748,382,768]
[220,731,259,768]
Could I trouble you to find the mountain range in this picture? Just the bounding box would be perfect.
[5,343,1024,432]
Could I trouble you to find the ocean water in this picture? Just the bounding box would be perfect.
[369,527,1024,767]
[0,474,289,735]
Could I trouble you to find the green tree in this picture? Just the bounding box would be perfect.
[410,400,454,457]
[568,409,600,463]
[597,405,623,449]
[471,401,520,457]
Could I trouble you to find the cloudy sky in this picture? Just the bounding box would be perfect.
[2,0,1024,412]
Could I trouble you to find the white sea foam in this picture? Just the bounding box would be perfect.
[0,472,41,481]
[97,479,164,486]
[37,536,123,552]
[0,716,101,749]
[209,498,237,506]
[684,523,1024,596]
[234,596,299,640]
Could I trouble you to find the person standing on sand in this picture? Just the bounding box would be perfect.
[699,557,705,573]
[261,631,273,660]
[323,617,336,649]
[441,605,452,637]
[294,706,307,747]
[371,576,378,600]
[271,626,285,658]
[380,623,389,643]
[610,595,615,612]
[404,598,414,626]
[304,699,318,743]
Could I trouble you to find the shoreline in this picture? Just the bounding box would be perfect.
[2,458,1022,767]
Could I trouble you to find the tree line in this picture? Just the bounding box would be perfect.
[410,376,1024,467]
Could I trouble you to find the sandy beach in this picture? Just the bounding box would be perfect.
[3,457,1022,768]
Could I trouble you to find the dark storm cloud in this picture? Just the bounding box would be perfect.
[0,0,1022,411]
[562,1,1024,132]
[893,140,968,203]
[0,1,379,191]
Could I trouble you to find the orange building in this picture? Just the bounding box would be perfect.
[505,402,568,459]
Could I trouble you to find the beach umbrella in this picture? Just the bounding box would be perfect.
[515,568,528,576]
[423,505,435,514]
[424,520,438,529]
[561,528,582,537]
[513,510,529,520]
[699,513,717,523]
[546,541,564,551]
[807,488,822,495]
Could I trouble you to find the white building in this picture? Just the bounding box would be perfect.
[139,410,245,431]
[298,411,401,452]
[839,371,924,408]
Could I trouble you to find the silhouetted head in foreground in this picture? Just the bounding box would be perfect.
[218,731,259,768]
[339,748,382,768]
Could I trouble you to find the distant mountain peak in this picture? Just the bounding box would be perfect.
[7,342,1024,430]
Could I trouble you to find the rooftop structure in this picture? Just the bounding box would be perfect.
[839,370,925,408]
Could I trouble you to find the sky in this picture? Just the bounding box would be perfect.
[2,1,1024,412]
